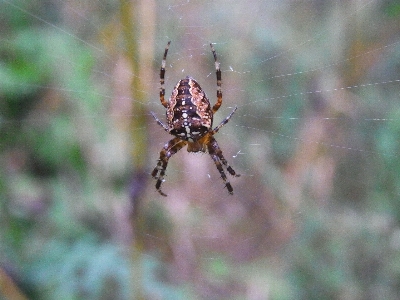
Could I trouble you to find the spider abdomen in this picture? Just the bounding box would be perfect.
[167,76,213,142]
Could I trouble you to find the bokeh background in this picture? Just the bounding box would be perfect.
[1,0,400,299]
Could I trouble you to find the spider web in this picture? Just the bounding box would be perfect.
[2,0,400,298]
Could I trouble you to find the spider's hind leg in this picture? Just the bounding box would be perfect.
[152,137,186,196]
[207,136,240,195]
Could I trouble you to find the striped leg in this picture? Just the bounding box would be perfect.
[212,106,238,135]
[150,111,169,132]
[207,136,240,195]
[152,137,187,196]
[210,43,222,113]
[159,41,171,108]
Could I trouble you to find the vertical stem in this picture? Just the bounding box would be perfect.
[119,1,148,299]
[120,3,148,169]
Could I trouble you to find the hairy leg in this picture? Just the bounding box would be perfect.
[152,137,187,196]
[207,136,240,194]
[150,111,169,132]
[159,41,171,108]
[212,106,237,134]
[210,43,223,113]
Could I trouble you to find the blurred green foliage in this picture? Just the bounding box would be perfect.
[1,0,400,299]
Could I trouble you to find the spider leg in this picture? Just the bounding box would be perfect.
[212,106,238,134]
[209,136,240,177]
[207,136,240,195]
[152,137,187,196]
[159,41,171,108]
[150,111,169,132]
[210,43,222,113]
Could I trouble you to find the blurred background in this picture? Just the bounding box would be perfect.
[1,0,400,299]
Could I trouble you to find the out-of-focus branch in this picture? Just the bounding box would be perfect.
[0,267,27,300]
[119,0,154,299]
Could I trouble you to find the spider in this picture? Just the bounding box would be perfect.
[151,41,240,196]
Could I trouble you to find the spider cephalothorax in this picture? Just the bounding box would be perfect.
[151,41,240,196]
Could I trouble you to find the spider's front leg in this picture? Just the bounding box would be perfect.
[210,43,223,113]
[207,136,240,194]
[152,137,187,196]
[212,106,238,135]
[150,111,169,132]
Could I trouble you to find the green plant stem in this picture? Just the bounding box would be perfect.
[119,1,147,299]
